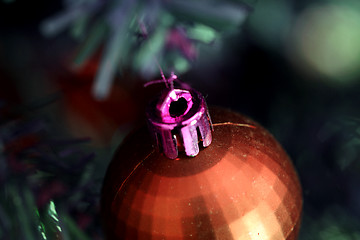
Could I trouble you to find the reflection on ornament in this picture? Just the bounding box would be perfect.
[101,87,302,239]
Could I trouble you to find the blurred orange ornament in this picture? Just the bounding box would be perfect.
[54,55,145,145]
[101,107,302,239]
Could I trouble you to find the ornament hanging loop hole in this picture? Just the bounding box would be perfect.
[169,97,188,118]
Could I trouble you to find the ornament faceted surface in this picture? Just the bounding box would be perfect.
[101,108,302,240]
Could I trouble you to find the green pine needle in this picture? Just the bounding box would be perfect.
[41,0,250,98]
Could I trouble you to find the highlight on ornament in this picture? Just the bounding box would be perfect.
[101,81,303,239]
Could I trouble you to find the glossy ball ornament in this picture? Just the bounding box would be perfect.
[101,107,302,240]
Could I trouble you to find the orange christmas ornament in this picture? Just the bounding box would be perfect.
[101,86,302,240]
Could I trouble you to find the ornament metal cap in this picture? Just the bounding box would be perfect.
[146,88,213,159]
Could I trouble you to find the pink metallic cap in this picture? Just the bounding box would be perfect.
[146,88,213,159]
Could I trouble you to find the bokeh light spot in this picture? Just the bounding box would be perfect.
[293,3,360,84]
